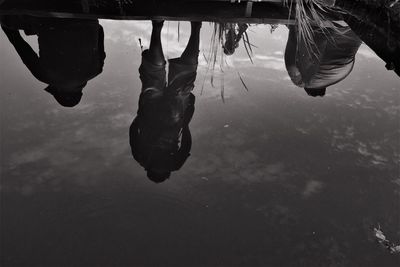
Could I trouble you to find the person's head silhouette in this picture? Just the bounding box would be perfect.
[304,87,326,97]
[223,23,248,56]
[130,119,193,183]
[147,170,171,184]
[44,83,86,107]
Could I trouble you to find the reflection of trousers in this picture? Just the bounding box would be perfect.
[138,50,197,131]
[139,49,198,96]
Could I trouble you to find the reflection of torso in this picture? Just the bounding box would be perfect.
[37,19,103,86]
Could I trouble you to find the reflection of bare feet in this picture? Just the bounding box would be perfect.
[152,20,164,27]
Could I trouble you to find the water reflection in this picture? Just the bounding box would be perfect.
[1,15,105,107]
[336,0,400,77]
[284,24,361,97]
[130,21,200,182]
[1,2,399,266]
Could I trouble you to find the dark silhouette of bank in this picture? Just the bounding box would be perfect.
[284,24,362,97]
[1,15,105,107]
[130,21,201,183]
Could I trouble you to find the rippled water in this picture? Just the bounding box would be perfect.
[1,20,399,266]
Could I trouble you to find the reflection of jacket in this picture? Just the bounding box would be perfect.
[7,17,105,87]
[285,25,362,89]
[36,19,105,87]
[129,93,195,173]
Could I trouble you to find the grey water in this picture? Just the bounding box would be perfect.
[1,20,399,266]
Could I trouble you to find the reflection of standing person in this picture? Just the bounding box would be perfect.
[284,24,361,97]
[1,16,105,107]
[130,21,201,183]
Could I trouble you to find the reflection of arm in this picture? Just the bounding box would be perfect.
[2,28,45,82]
[98,25,106,61]
[173,126,192,171]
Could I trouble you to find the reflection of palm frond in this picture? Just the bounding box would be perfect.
[243,32,254,64]
[238,71,249,91]
[202,23,254,97]
[284,0,340,60]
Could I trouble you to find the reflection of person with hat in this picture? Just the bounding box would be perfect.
[284,23,361,97]
[1,15,105,107]
[130,20,201,183]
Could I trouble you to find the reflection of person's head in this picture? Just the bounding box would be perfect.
[130,119,192,183]
[223,38,238,56]
[44,83,86,107]
[147,170,171,184]
[223,24,247,56]
[304,87,326,97]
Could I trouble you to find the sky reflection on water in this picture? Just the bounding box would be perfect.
[1,20,399,266]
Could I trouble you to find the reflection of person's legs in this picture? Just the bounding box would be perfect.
[138,20,166,98]
[180,22,201,64]
[165,22,200,126]
[148,20,165,66]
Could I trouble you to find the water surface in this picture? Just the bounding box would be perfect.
[1,20,399,266]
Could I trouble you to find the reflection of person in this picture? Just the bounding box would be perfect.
[223,23,248,56]
[1,15,105,107]
[284,24,362,97]
[130,20,201,183]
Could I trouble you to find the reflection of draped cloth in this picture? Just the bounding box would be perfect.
[130,50,197,173]
[287,26,362,89]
